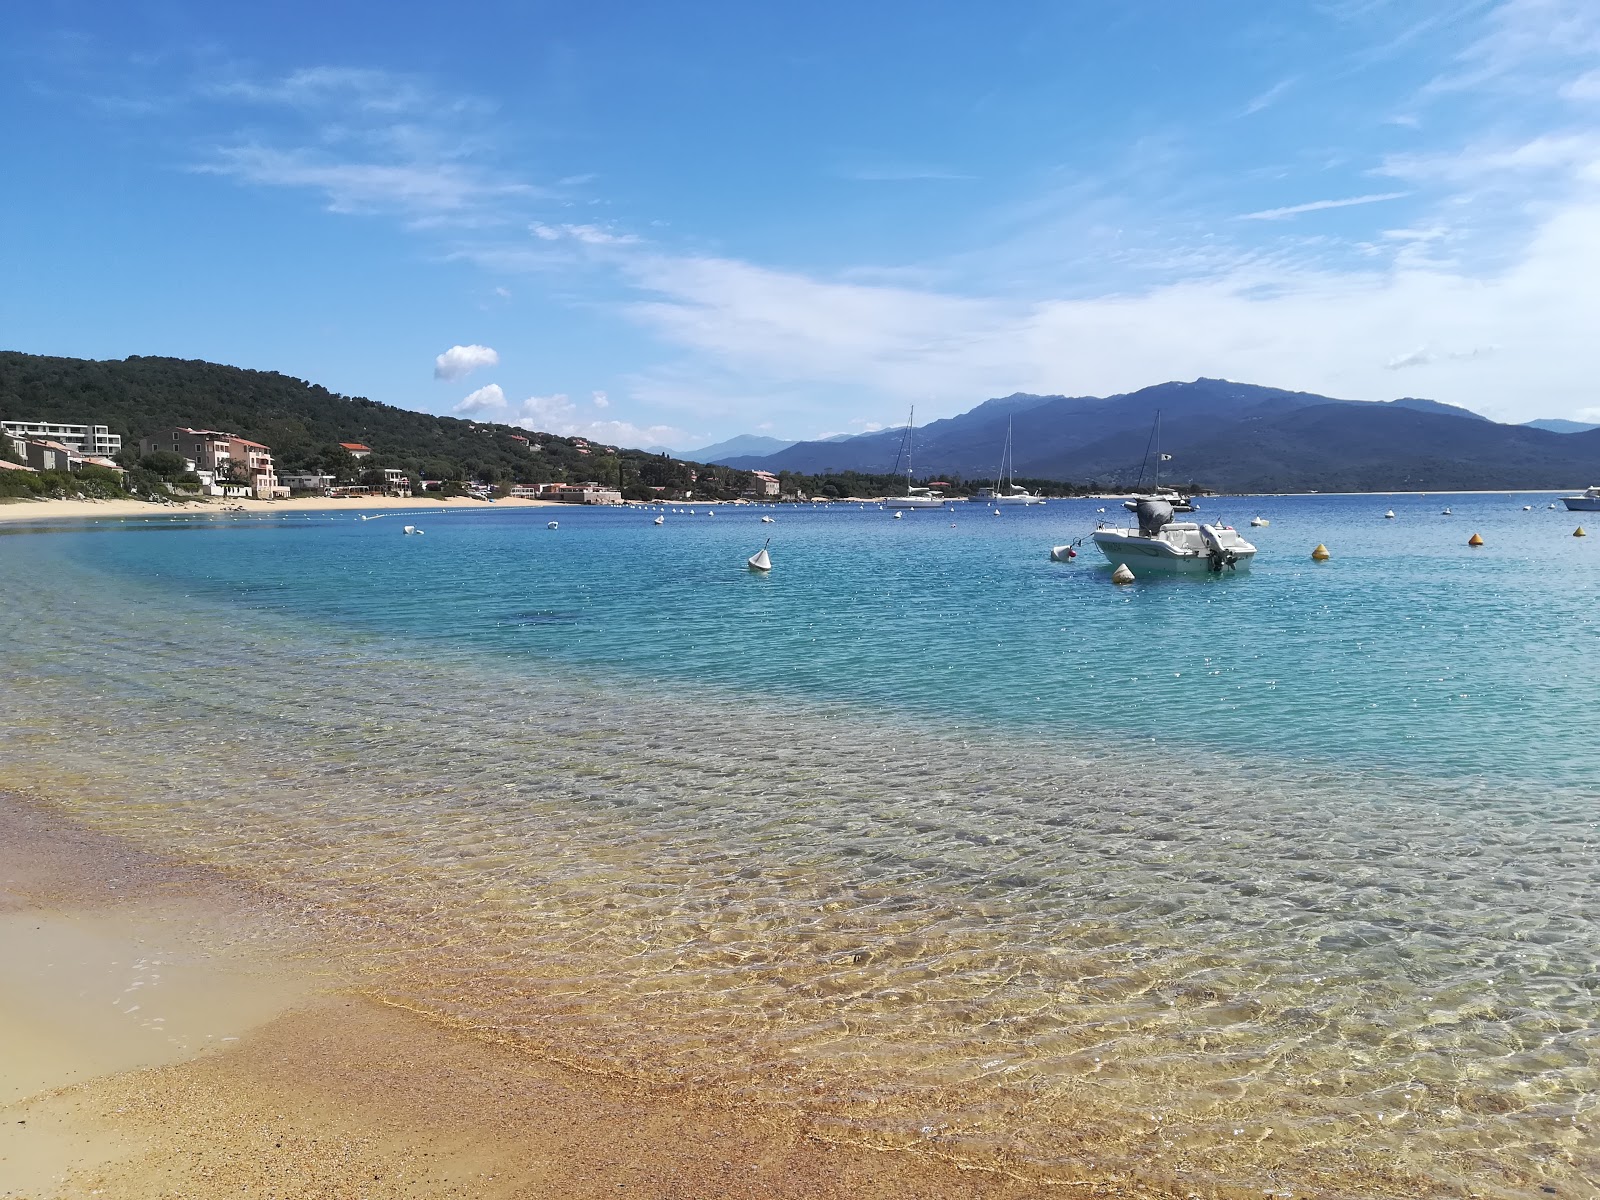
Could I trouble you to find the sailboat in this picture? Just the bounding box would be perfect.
[747,538,772,571]
[886,406,948,510]
[1123,411,1196,511]
[971,416,1045,505]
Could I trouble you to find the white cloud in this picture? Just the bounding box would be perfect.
[591,390,609,408]
[434,344,500,380]
[510,392,693,448]
[454,383,507,413]
[529,222,640,245]
[1563,70,1600,101]
[1239,193,1410,220]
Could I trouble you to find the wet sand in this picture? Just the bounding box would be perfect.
[2,794,1197,1200]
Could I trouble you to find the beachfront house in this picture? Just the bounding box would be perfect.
[745,470,780,498]
[139,427,287,499]
[0,420,122,457]
[381,468,411,495]
[341,442,372,461]
[537,481,623,505]
[280,471,337,495]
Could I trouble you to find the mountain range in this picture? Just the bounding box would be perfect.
[710,379,1600,493]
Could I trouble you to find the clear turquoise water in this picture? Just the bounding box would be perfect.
[2,495,1596,1196]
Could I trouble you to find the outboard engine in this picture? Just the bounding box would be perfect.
[1134,499,1174,537]
[1199,523,1238,572]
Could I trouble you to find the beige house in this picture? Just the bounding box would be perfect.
[139,427,285,498]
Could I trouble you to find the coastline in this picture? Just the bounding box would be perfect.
[0,493,563,525]
[0,793,1100,1200]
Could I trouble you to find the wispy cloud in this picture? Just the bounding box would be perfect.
[435,344,500,381]
[529,221,641,245]
[1240,193,1410,220]
[1239,76,1296,116]
[838,166,976,182]
[192,66,555,226]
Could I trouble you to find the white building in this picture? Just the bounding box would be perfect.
[2,420,122,456]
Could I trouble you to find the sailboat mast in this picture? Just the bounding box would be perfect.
[906,405,915,494]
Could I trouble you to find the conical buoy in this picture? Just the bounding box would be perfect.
[1576,526,1588,537]
[1111,563,1135,584]
[1467,532,1484,546]
[1311,543,1331,561]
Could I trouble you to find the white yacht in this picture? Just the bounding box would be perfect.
[886,406,950,509]
[971,417,1045,506]
[1089,498,1256,574]
[1560,485,1600,511]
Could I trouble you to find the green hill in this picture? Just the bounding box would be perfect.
[0,351,742,497]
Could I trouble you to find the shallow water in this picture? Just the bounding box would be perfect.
[2,495,1596,1196]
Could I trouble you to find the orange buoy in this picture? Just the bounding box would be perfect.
[1311,543,1331,561]
[1467,532,1484,546]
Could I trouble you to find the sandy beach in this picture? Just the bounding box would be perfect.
[0,493,563,524]
[0,793,1135,1200]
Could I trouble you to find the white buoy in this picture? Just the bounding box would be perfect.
[1384,510,1396,519]
[760,515,775,523]
[547,520,558,529]
[1441,507,1453,515]
[1111,563,1135,584]
[993,508,1001,516]
[1523,505,1532,511]
[893,511,903,519]
[653,515,665,525]
[1250,516,1269,527]
[747,538,772,571]
[403,524,417,534]
[1050,544,1077,562]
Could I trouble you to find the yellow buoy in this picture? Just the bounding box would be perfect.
[1467,532,1484,546]
[1111,563,1135,584]
[1576,526,1588,537]
[1311,543,1331,561]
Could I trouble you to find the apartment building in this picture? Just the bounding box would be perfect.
[139,427,284,498]
[1,420,122,456]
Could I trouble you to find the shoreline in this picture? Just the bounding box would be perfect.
[0,493,562,525]
[0,792,1120,1200]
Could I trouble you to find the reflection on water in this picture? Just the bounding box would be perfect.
[0,508,1595,1197]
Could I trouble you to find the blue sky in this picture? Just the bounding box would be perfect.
[6,0,1600,449]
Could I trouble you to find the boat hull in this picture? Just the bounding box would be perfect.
[1561,496,1600,511]
[1091,531,1255,573]
[887,498,949,509]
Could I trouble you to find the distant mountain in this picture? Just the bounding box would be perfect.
[726,378,1600,492]
[1385,397,1491,421]
[1524,418,1600,434]
[684,433,797,463]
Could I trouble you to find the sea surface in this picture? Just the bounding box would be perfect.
[2,493,1596,1197]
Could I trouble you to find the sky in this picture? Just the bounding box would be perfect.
[5,0,1600,450]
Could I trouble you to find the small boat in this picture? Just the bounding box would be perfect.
[747,539,772,571]
[1384,510,1396,519]
[547,521,559,529]
[653,515,665,525]
[1560,485,1600,511]
[1089,498,1256,574]
[1249,516,1269,527]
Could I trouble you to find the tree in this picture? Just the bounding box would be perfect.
[139,450,190,478]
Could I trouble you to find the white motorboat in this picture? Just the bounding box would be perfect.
[886,406,950,509]
[1090,498,1256,574]
[1560,485,1600,511]
[971,417,1045,505]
